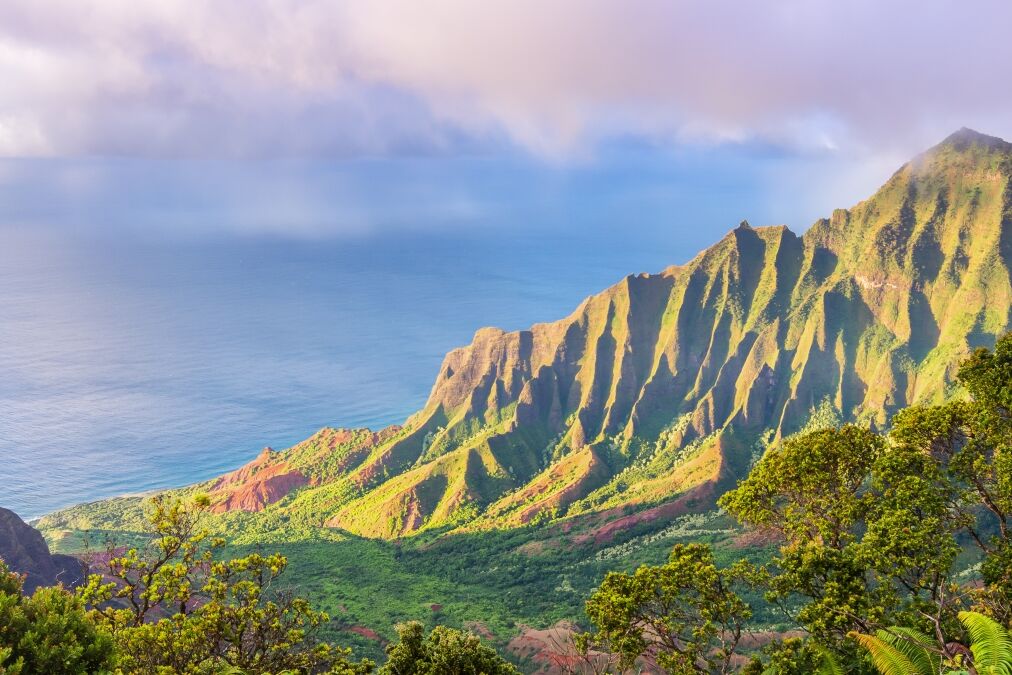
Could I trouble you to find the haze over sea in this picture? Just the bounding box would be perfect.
[0,148,887,518]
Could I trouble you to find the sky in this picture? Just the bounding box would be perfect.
[1,0,1012,240]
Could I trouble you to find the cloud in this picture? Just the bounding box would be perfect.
[1,0,1011,159]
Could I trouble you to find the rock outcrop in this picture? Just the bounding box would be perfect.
[0,507,86,593]
[209,448,311,513]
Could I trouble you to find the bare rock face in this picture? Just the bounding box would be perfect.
[0,507,87,593]
[208,448,311,513]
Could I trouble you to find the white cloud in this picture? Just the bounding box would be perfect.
[1,0,1011,159]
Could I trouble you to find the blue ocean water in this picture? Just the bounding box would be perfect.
[1,227,695,519]
[0,151,879,518]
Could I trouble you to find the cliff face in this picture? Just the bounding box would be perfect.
[208,448,311,513]
[316,129,1012,537]
[37,129,1012,541]
[418,129,1012,441]
[0,507,86,593]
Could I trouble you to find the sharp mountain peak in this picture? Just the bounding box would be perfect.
[934,127,1012,153]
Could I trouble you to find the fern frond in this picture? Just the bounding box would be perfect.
[958,611,1012,674]
[879,627,940,674]
[811,643,844,675]
[852,632,928,675]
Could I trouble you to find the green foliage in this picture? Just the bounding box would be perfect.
[379,621,519,675]
[720,426,906,651]
[716,335,1012,669]
[0,561,116,675]
[720,426,884,547]
[797,398,845,437]
[0,648,18,675]
[742,637,845,675]
[851,632,928,675]
[852,612,1012,674]
[578,542,751,674]
[958,611,1012,674]
[77,494,373,674]
[722,420,967,647]
[78,493,223,627]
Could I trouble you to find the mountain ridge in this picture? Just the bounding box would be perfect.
[37,128,1012,542]
[0,508,87,593]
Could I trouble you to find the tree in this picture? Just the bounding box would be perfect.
[379,621,519,675]
[719,425,898,650]
[78,494,372,674]
[0,561,116,675]
[741,637,843,675]
[720,426,884,549]
[577,543,751,674]
[721,423,972,662]
[718,334,1012,666]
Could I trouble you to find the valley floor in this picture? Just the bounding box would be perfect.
[43,506,779,669]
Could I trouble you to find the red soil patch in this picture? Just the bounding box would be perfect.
[465,621,494,640]
[346,625,384,642]
[508,623,799,674]
[570,481,716,547]
[209,448,310,513]
[80,545,128,567]
[507,622,648,674]
[209,426,401,514]
[508,482,717,559]
[730,527,783,549]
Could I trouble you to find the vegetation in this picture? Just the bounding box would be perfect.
[851,611,1012,674]
[0,562,115,674]
[577,543,751,673]
[567,335,1012,673]
[39,490,767,662]
[88,497,373,673]
[379,622,519,675]
[3,494,538,673]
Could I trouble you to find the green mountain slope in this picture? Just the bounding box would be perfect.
[40,128,1012,542]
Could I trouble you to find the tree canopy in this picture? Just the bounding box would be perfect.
[0,561,115,675]
[379,621,519,675]
[581,334,1012,673]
